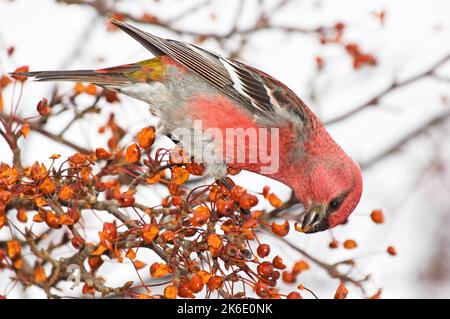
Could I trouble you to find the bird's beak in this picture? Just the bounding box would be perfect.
[301,205,329,233]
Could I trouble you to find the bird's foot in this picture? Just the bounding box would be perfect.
[155,122,179,144]
[166,133,180,144]
[216,177,251,216]
[217,177,235,191]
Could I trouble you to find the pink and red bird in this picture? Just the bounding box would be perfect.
[12,20,362,233]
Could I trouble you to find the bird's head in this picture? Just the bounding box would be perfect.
[293,155,363,234]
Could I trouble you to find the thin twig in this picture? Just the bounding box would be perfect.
[0,112,91,154]
[325,53,450,125]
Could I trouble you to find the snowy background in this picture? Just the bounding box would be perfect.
[0,0,449,298]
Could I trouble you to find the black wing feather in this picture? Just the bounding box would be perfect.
[110,19,293,119]
[111,20,231,87]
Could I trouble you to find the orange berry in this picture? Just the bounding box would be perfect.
[254,281,269,298]
[146,172,162,184]
[262,186,270,198]
[7,240,21,260]
[171,166,190,185]
[102,222,117,242]
[282,271,296,284]
[257,244,271,258]
[58,185,74,201]
[335,21,345,31]
[34,266,47,283]
[164,285,177,299]
[190,206,210,226]
[267,193,283,208]
[150,262,170,278]
[329,240,339,249]
[142,224,159,243]
[239,193,258,210]
[88,256,104,271]
[216,199,234,216]
[371,209,384,224]
[241,218,258,229]
[387,245,397,256]
[273,256,287,270]
[343,239,358,249]
[207,276,223,291]
[369,289,382,299]
[125,143,141,163]
[190,274,204,293]
[133,260,146,270]
[16,208,28,223]
[167,182,180,196]
[95,147,111,160]
[39,177,55,195]
[177,281,194,298]
[227,166,241,175]
[103,88,120,103]
[11,66,29,82]
[271,220,290,237]
[118,191,135,207]
[161,231,175,243]
[334,283,348,299]
[185,162,205,176]
[171,195,183,207]
[287,291,302,299]
[251,210,263,220]
[198,270,212,284]
[82,284,95,295]
[71,236,85,249]
[20,123,29,138]
[0,75,12,89]
[207,234,223,250]
[68,153,87,165]
[230,185,246,201]
[84,84,97,95]
[74,82,84,94]
[292,260,310,274]
[141,12,159,23]
[257,261,274,278]
[44,210,61,229]
[36,98,50,116]
[136,126,155,149]
[67,207,81,224]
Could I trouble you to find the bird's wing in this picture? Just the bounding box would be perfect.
[111,20,309,122]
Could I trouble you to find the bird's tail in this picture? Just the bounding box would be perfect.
[9,63,146,88]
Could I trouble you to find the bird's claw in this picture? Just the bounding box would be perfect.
[217,178,251,216]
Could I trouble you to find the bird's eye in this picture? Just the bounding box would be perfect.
[329,197,342,212]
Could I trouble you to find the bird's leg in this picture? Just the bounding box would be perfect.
[218,177,234,191]
[156,122,180,144]
[217,177,251,216]
[166,133,180,144]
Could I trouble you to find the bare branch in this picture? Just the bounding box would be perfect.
[325,53,450,125]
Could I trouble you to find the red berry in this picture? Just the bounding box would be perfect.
[257,261,274,278]
[257,244,271,258]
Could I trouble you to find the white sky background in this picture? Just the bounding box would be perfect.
[0,0,450,298]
